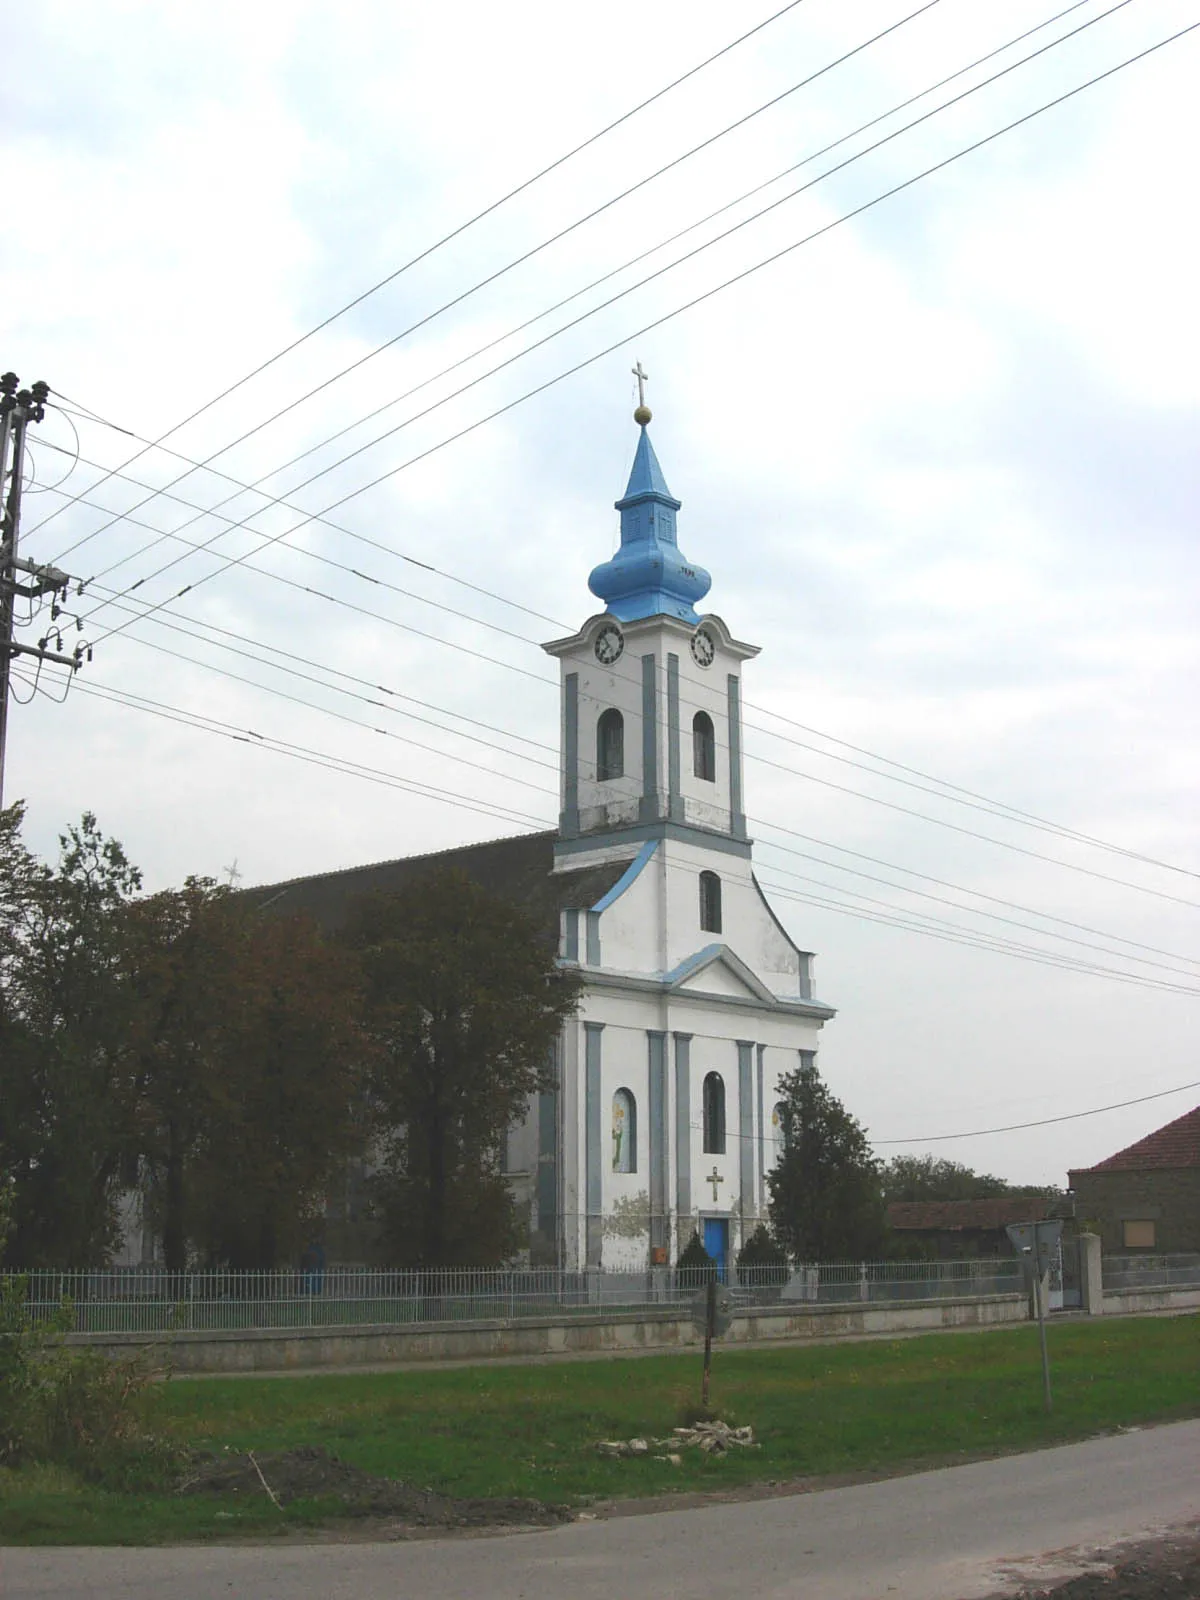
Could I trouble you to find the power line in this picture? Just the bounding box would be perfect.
[83,581,557,756]
[744,698,1200,885]
[14,669,549,832]
[44,403,1200,894]
[27,0,813,543]
[755,878,1200,996]
[52,458,1200,919]
[21,659,1198,1000]
[44,2,941,575]
[74,0,1143,626]
[82,625,560,798]
[870,1079,1200,1145]
[42,414,566,628]
[759,857,1199,980]
[51,0,1101,581]
[76,587,1200,979]
[52,427,1200,916]
[40,0,1097,620]
[74,566,1200,974]
[19,32,1195,932]
[753,830,1200,968]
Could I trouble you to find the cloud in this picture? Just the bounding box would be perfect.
[4,0,1197,1184]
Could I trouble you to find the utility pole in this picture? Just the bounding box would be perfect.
[1,371,86,810]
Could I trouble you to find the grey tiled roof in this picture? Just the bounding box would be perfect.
[242,829,626,948]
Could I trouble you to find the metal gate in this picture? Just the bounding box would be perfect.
[1055,1233,1081,1311]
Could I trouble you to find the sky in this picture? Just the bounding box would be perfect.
[3,0,1198,1188]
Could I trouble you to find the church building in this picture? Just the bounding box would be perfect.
[246,393,836,1277]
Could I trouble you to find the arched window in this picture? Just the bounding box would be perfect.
[699,870,722,933]
[702,1072,726,1154]
[597,708,624,781]
[612,1088,637,1173]
[693,711,716,782]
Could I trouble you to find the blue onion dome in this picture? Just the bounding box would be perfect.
[587,425,712,623]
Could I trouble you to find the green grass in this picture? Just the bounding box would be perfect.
[3,1314,1198,1544]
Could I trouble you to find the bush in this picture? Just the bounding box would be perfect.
[675,1231,717,1291]
[736,1224,790,1287]
[0,1277,177,1488]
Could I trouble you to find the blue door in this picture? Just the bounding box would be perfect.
[703,1217,729,1283]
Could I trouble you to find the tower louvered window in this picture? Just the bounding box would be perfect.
[597,708,624,781]
[693,711,716,781]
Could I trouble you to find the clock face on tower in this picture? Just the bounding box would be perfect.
[594,624,624,665]
[690,628,715,668]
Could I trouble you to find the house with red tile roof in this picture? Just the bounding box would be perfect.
[1068,1105,1200,1254]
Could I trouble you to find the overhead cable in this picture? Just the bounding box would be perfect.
[73,0,1142,615]
[27,0,814,541]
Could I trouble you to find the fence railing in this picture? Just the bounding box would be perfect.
[3,1259,1023,1336]
[1101,1253,1200,1292]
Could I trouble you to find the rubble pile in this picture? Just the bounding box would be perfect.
[596,1420,756,1464]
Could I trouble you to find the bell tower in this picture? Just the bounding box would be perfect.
[543,377,759,859]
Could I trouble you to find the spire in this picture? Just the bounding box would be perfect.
[588,372,711,624]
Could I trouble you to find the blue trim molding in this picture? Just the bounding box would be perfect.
[727,673,746,838]
[562,671,580,837]
[737,1041,755,1229]
[591,838,658,913]
[585,1023,605,1267]
[756,1042,766,1210]
[648,1031,668,1254]
[555,818,753,861]
[667,652,682,822]
[674,1033,692,1229]
[639,653,658,823]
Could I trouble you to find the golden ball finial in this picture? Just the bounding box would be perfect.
[634,404,652,426]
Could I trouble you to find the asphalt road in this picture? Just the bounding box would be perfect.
[4,1420,1198,1600]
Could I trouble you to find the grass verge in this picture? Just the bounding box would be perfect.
[2,1314,1197,1544]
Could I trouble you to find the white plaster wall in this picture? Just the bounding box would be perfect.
[675,630,738,824]
[571,644,651,821]
[555,613,749,834]
[570,837,810,1002]
[562,985,826,1268]
[587,837,805,997]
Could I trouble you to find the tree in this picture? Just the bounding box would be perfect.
[881,1155,1062,1203]
[343,870,581,1268]
[185,908,367,1270]
[767,1058,885,1262]
[676,1230,716,1289]
[127,881,367,1270]
[736,1223,790,1286]
[0,808,143,1267]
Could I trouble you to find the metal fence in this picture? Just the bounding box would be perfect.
[2,1258,1023,1336]
[1101,1253,1200,1292]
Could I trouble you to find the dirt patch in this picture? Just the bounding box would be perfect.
[178,1446,570,1530]
[1004,1526,1200,1598]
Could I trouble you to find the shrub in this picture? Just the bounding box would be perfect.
[736,1224,790,1287]
[0,1276,177,1488]
[675,1230,717,1291]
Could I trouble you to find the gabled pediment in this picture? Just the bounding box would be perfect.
[664,943,777,1005]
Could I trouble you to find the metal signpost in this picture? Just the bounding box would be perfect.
[691,1281,735,1408]
[1006,1219,1062,1414]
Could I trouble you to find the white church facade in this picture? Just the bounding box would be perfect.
[242,400,836,1277]
[523,406,835,1274]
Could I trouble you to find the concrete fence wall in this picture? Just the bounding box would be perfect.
[54,1239,1200,1374]
[67,1292,1026,1374]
